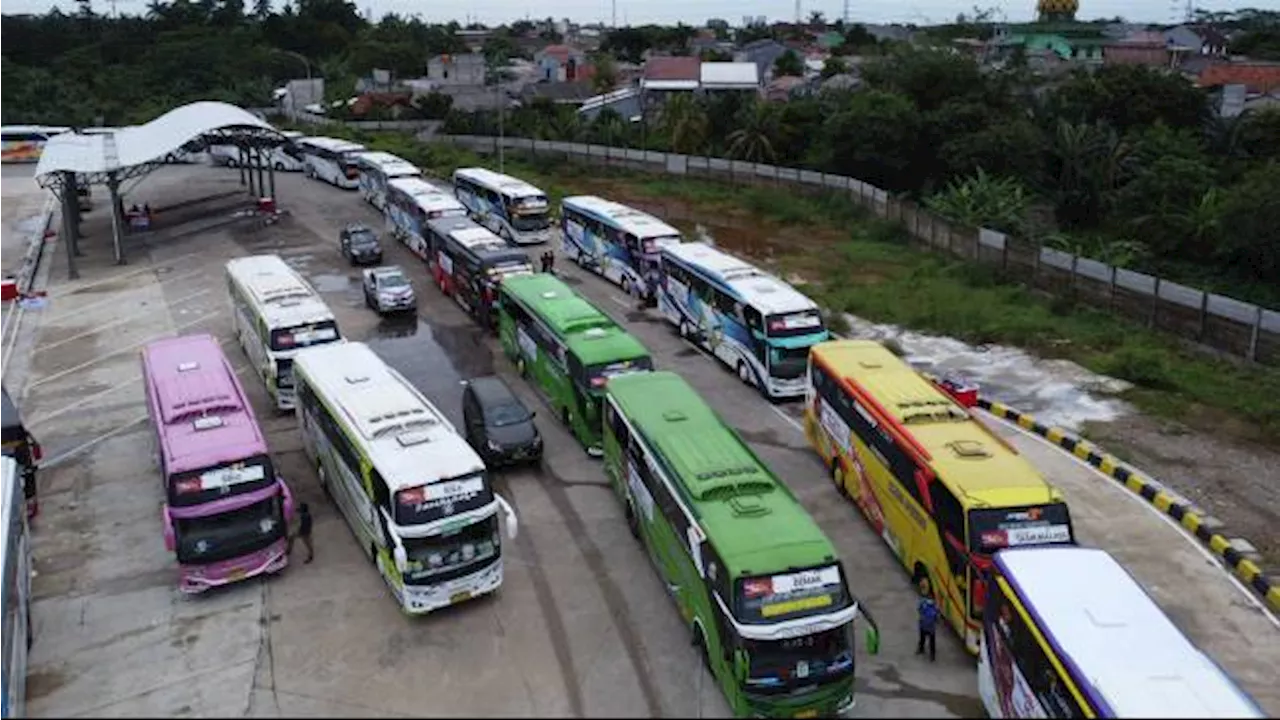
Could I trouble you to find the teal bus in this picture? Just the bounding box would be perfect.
[602,371,880,718]
[496,273,653,456]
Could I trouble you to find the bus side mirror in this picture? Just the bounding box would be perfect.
[280,479,295,521]
[865,626,881,655]
[734,649,747,678]
[162,506,176,552]
[497,493,519,540]
[393,545,408,573]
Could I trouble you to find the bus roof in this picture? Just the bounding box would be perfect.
[501,274,649,365]
[453,167,546,200]
[1,125,71,135]
[388,177,466,213]
[141,333,266,476]
[224,255,335,331]
[354,151,420,178]
[996,546,1264,718]
[1,458,16,595]
[607,371,837,576]
[292,342,483,490]
[813,340,1060,507]
[562,195,683,241]
[299,136,365,153]
[662,242,819,317]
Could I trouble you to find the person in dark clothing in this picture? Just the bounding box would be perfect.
[916,579,939,661]
[287,502,314,564]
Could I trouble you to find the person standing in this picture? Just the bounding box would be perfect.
[287,502,314,564]
[916,579,939,661]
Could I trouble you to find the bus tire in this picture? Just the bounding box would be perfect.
[693,624,711,670]
[318,465,332,500]
[737,361,753,386]
[621,276,632,297]
[832,462,849,499]
[625,499,640,539]
[516,357,527,378]
[369,542,378,565]
[678,320,691,340]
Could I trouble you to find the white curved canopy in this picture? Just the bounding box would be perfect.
[35,101,281,183]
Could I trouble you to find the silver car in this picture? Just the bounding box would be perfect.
[362,265,416,314]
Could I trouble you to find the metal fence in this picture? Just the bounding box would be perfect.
[434,134,1280,366]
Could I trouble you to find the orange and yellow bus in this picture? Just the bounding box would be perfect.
[1,125,70,163]
[803,339,1076,654]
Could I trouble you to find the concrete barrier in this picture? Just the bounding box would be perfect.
[977,396,1280,614]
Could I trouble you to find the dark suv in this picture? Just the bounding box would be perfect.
[340,223,383,265]
[462,376,542,467]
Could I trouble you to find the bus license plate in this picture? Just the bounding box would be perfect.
[450,591,471,604]
[794,711,818,719]
[229,569,246,581]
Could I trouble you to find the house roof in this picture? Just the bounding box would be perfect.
[521,81,597,103]
[1198,63,1280,93]
[539,44,582,63]
[1189,24,1230,47]
[699,61,759,88]
[643,55,700,81]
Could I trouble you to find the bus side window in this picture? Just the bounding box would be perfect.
[371,470,392,508]
[607,402,630,452]
[929,479,968,578]
[743,306,763,333]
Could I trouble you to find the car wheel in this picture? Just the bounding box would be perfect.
[274,162,285,171]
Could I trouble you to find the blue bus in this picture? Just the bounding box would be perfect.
[560,195,683,304]
[658,242,829,400]
[452,167,553,245]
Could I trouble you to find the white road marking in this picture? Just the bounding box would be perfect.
[770,404,806,434]
[28,310,221,389]
[47,248,221,299]
[39,414,149,469]
[609,294,631,309]
[43,266,211,322]
[35,288,213,355]
[980,410,1280,628]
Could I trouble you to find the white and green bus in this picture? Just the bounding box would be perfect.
[603,371,880,719]
[225,254,343,410]
[293,341,518,615]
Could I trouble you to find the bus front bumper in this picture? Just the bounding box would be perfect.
[765,377,807,399]
[178,538,289,594]
[402,559,503,615]
[745,685,856,719]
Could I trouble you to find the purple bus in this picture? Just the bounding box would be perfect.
[141,333,294,594]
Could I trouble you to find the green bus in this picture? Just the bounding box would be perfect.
[603,371,880,719]
[496,273,654,457]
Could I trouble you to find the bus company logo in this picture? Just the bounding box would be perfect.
[981,530,1008,547]
[176,479,202,495]
[744,578,773,598]
[1006,508,1042,522]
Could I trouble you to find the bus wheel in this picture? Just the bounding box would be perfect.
[621,276,632,296]
[318,465,332,500]
[369,543,378,565]
[678,320,691,340]
[693,625,711,670]
[737,362,753,386]
[516,357,527,378]
[832,462,849,499]
[625,500,640,539]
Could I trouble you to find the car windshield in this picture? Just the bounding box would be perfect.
[350,231,378,247]
[379,274,409,288]
[742,626,855,695]
[174,497,284,565]
[487,402,530,428]
[400,514,500,585]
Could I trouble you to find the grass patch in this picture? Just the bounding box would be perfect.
[311,129,1280,443]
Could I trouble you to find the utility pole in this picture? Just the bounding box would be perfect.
[794,0,801,24]
[843,0,851,24]
[612,0,617,28]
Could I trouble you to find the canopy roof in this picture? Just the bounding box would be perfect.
[35,101,283,189]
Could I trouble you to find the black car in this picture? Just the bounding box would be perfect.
[462,376,542,467]
[339,223,383,265]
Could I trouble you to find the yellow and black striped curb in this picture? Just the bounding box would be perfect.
[977,398,1280,614]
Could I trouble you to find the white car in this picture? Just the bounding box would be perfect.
[362,265,416,315]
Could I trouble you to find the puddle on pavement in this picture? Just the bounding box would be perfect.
[365,317,495,427]
[308,272,351,294]
[843,314,1131,431]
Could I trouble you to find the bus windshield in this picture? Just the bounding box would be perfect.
[169,455,275,507]
[768,345,810,380]
[400,514,499,585]
[510,210,551,233]
[969,504,1073,554]
[486,259,534,279]
[735,565,850,624]
[269,320,340,352]
[174,497,284,564]
[585,356,655,392]
[742,626,855,695]
[766,310,825,338]
[394,473,494,526]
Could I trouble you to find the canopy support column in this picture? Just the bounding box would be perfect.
[58,178,79,280]
[238,146,248,186]
[107,171,126,265]
[254,147,266,200]
[268,154,277,200]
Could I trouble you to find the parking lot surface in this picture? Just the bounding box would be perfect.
[12,165,1278,718]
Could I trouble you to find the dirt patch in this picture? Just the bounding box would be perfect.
[1085,415,1280,567]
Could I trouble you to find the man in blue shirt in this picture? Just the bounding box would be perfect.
[916,579,939,661]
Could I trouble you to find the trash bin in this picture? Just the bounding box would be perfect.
[257,197,276,215]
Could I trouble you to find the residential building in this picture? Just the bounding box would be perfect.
[535,44,592,82]
[1197,63,1280,95]
[427,53,487,86]
[700,62,761,93]
[765,75,809,101]
[640,55,701,93]
[1103,31,1174,68]
[578,87,643,122]
[736,39,789,82]
[520,81,597,107]
[1165,24,1230,56]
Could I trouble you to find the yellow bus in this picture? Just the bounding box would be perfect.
[802,340,1076,654]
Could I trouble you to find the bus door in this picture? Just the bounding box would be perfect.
[452,257,483,316]
[928,476,972,631]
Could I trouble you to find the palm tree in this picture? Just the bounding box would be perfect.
[1048,120,1130,229]
[657,94,709,155]
[725,100,779,163]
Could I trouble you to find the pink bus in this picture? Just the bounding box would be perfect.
[141,333,294,594]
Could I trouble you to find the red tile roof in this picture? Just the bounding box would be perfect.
[1197,63,1280,94]
[540,44,579,63]
[643,56,701,81]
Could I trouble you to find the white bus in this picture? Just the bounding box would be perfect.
[297,136,367,189]
[979,546,1265,718]
[268,131,306,172]
[560,195,683,301]
[355,151,422,211]
[2,456,33,719]
[225,255,343,411]
[293,342,518,615]
[657,242,830,399]
[1,125,70,163]
[385,177,468,262]
[452,167,553,245]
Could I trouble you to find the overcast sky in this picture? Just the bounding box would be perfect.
[5,0,1263,26]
